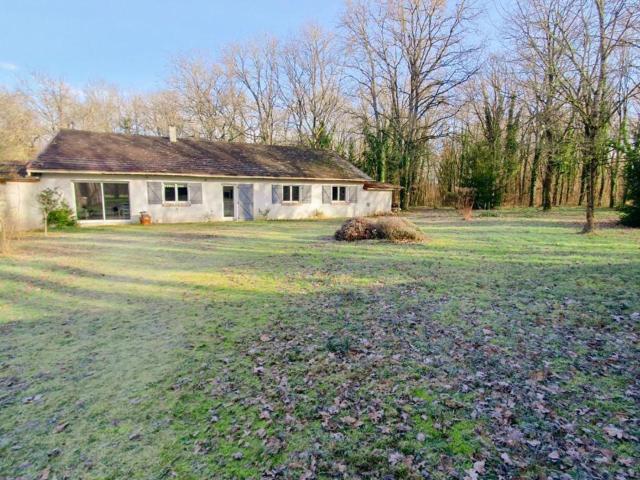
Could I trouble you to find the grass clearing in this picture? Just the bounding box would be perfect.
[1,208,639,478]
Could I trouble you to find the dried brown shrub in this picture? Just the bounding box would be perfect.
[455,188,475,221]
[375,217,426,242]
[334,217,378,241]
[335,216,425,243]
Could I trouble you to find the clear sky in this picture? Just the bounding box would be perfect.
[0,0,506,92]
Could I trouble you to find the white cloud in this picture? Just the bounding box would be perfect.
[0,62,18,72]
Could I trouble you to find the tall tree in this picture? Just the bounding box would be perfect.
[282,24,345,149]
[551,0,640,231]
[226,36,282,144]
[169,53,246,141]
[342,0,480,208]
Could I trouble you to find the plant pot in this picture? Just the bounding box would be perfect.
[139,212,152,225]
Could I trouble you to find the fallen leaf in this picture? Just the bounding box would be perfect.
[53,422,69,433]
[464,459,485,480]
[388,451,404,465]
[500,452,513,465]
[603,424,624,439]
[259,410,271,420]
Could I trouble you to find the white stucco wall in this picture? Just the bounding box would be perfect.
[3,173,392,229]
[0,181,42,231]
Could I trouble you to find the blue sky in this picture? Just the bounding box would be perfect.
[0,0,505,92]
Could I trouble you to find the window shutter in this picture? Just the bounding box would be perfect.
[322,185,331,204]
[189,183,203,204]
[302,185,312,203]
[347,186,358,203]
[147,182,163,204]
[272,184,283,204]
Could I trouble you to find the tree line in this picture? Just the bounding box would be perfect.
[1,0,639,229]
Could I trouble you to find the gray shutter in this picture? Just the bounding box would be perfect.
[322,185,331,204]
[302,185,312,203]
[238,184,254,220]
[147,182,163,204]
[189,183,203,204]
[271,184,283,204]
[347,186,358,203]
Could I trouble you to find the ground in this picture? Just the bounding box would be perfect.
[1,208,639,479]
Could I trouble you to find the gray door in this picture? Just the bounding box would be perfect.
[238,184,254,220]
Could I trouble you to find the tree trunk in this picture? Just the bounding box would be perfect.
[542,161,553,210]
[578,163,588,206]
[597,164,606,206]
[552,171,561,206]
[583,127,597,233]
[529,139,541,207]
[583,157,596,233]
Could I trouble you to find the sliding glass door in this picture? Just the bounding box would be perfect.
[74,182,130,221]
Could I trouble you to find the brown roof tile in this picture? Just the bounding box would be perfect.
[29,129,371,181]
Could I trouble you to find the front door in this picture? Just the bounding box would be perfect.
[238,184,254,220]
[223,186,235,218]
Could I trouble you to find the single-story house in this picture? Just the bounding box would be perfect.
[0,129,397,231]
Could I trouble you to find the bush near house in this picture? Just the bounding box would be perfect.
[47,201,77,228]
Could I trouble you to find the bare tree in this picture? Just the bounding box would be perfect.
[282,24,346,148]
[78,81,125,133]
[551,0,640,231]
[225,36,282,144]
[508,0,576,211]
[0,88,40,160]
[342,0,480,208]
[20,73,79,140]
[169,53,246,141]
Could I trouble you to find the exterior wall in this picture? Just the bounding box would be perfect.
[0,181,42,231]
[7,173,392,229]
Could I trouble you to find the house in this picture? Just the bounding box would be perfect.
[1,129,396,231]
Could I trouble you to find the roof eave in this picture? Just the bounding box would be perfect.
[26,168,370,183]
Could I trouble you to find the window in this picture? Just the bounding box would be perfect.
[164,183,189,203]
[283,185,300,202]
[332,186,346,202]
[74,182,130,220]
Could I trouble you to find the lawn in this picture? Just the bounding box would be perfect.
[1,208,639,479]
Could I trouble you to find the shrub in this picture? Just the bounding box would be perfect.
[620,127,639,227]
[47,201,77,228]
[37,187,76,235]
[335,216,425,243]
[334,217,378,241]
[455,188,475,221]
[375,217,426,242]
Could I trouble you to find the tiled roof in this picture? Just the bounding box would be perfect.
[29,129,371,181]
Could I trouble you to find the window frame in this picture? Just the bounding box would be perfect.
[163,183,190,205]
[72,181,131,221]
[282,185,301,203]
[332,186,347,203]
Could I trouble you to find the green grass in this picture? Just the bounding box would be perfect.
[1,208,639,479]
